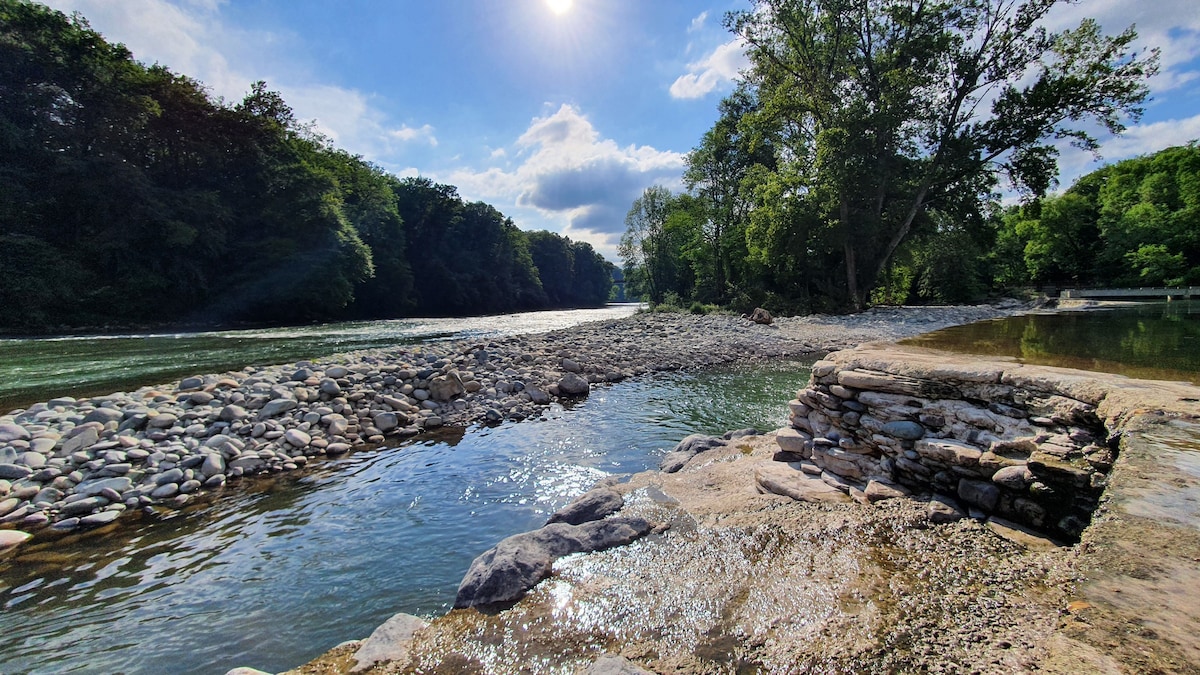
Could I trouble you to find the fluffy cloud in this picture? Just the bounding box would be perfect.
[669,38,749,100]
[44,0,433,166]
[689,11,709,33]
[1044,0,1200,92]
[448,105,686,257]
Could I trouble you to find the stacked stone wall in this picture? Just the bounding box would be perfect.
[776,356,1116,540]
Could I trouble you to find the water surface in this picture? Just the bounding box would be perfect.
[901,301,1200,384]
[0,305,641,412]
[0,360,812,675]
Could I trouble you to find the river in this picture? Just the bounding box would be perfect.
[0,362,812,675]
[0,305,642,413]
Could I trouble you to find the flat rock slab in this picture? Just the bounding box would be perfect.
[754,462,852,503]
[352,612,428,672]
[454,516,656,608]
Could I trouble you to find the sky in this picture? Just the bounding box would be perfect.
[42,0,1200,260]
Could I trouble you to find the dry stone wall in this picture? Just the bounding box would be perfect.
[776,349,1119,540]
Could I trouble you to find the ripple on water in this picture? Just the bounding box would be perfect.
[0,360,814,675]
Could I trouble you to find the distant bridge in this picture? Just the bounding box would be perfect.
[1060,287,1198,300]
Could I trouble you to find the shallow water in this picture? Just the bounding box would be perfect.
[0,305,641,412]
[0,360,813,675]
[900,301,1200,384]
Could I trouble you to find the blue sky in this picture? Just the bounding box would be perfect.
[44,0,1200,260]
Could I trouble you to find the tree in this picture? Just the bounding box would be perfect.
[684,87,775,303]
[619,186,678,304]
[731,0,1157,309]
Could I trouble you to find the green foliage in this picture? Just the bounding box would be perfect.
[726,0,1155,309]
[0,1,601,332]
[618,0,1157,314]
[995,143,1200,289]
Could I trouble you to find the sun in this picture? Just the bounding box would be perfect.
[545,0,573,16]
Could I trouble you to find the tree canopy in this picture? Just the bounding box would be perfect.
[0,1,612,332]
[619,0,1159,313]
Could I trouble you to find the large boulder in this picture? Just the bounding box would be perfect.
[547,487,624,526]
[659,434,725,473]
[351,612,428,673]
[557,372,590,397]
[748,307,773,325]
[454,516,655,608]
[429,372,466,402]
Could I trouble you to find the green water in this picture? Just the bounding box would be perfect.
[0,361,812,675]
[0,305,640,413]
[901,301,1200,384]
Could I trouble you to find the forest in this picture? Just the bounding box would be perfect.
[619,0,1184,313]
[0,1,614,333]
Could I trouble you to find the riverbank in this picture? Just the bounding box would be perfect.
[0,304,1028,539]
[281,343,1200,675]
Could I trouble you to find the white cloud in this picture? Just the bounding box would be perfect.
[669,38,749,100]
[689,11,709,33]
[1044,0,1200,93]
[1056,114,1200,187]
[44,0,433,166]
[447,104,686,258]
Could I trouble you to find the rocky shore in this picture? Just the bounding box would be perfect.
[0,304,1027,543]
[280,342,1200,675]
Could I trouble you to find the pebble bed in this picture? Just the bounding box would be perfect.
[0,304,1027,541]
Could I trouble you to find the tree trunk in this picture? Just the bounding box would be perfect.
[841,200,862,310]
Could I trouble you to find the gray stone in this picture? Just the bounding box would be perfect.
[61,496,105,516]
[659,434,724,473]
[429,369,465,401]
[864,478,912,503]
[454,517,655,608]
[0,530,32,551]
[373,412,400,433]
[18,452,46,469]
[326,366,350,379]
[958,478,1001,511]
[557,372,590,397]
[188,391,216,405]
[201,453,226,477]
[526,387,551,405]
[319,379,343,396]
[79,509,121,527]
[151,483,180,499]
[283,429,311,448]
[583,655,656,675]
[219,405,248,422]
[258,398,298,419]
[351,612,428,673]
[547,487,623,525]
[0,424,30,443]
[60,427,100,455]
[992,465,1034,490]
[155,468,184,485]
[928,494,967,524]
[82,408,124,425]
[775,427,809,455]
[0,464,32,480]
[561,358,582,373]
[881,420,926,441]
[916,438,984,468]
[179,376,205,390]
[755,462,852,503]
[76,477,133,497]
[224,669,273,675]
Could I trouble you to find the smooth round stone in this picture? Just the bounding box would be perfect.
[178,480,202,494]
[80,509,121,527]
[150,483,180,499]
[22,511,49,527]
[0,497,20,517]
[188,391,215,405]
[283,430,311,447]
[0,464,32,480]
[0,529,32,550]
[52,517,80,530]
[155,468,185,485]
[61,496,106,516]
[29,438,58,455]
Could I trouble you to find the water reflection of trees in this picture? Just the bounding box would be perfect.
[906,303,1199,383]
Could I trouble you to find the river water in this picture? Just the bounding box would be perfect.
[0,305,642,413]
[3,302,1197,674]
[901,300,1200,384]
[0,357,813,675]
